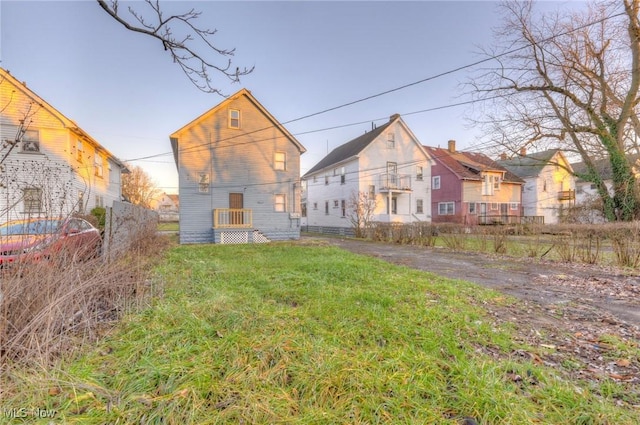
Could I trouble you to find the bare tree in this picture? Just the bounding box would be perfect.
[469,0,640,221]
[97,0,254,95]
[121,165,160,209]
[348,190,378,238]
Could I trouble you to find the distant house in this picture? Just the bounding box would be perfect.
[424,141,524,225]
[499,149,575,224]
[302,114,432,235]
[571,154,640,222]
[170,89,306,244]
[153,192,179,222]
[0,67,128,224]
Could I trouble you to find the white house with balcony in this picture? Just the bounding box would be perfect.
[302,114,432,235]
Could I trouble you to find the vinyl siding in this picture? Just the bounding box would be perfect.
[174,92,303,243]
[0,70,125,223]
[303,118,431,231]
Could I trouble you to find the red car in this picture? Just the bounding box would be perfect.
[0,217,102,266]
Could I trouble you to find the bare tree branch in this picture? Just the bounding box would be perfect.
[97,0,254,95]
[467,0,640,221]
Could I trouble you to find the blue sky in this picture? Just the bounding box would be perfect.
[1,1,580,194]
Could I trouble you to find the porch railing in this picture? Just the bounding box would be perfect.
[478,215,544,225]
[213,208,252,228]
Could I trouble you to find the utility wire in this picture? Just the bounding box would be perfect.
[124,8,626,164]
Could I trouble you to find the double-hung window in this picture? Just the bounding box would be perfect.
[229,109,240,129]
[23,187,42,213]
[275,194,286,212]
[274,152,286,171]
[438,202,454,215]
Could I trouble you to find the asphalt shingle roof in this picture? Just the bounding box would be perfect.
[303,119,394,177]
[498,149,560,178]
[424,146,524,184]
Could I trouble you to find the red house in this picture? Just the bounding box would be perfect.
[424,141,524,225]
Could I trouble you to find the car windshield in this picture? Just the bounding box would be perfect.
[0,220,63,236]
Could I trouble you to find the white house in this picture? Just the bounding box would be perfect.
[302,114,432,235]
[499,149,575,224]
[170,89,306,244]
[571,154,640,222]
[0,67,128,224]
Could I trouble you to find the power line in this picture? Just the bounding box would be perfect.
[124,8,625,164]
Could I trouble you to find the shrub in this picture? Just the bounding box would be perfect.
[90,206,107,229]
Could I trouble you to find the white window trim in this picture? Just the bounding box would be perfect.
[432,176,441,190]
[229,109,241,129]
[274,152,286,171]
[274,194,286,212]
[438,202,454,215]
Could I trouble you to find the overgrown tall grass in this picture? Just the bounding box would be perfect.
[2,243,637,423]
[0,226,170,366]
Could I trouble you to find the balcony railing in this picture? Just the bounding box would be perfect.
[378,173,412,192]
[558,190,575,201]
[213,208,252,229]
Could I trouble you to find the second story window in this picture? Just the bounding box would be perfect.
[76,140,84,162]
[21,130,40,153]
[325,175,329,185]
[274,152,286,171]
[416,166,423,181]
[229,109,240,129]
[340,167,346,184]
[94,154,104,178]
[432,175,441,190]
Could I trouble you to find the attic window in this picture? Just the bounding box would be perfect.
[229,109,240,129]
[21,130,40,153]
[387,133,395,148]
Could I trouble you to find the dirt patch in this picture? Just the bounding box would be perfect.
[305,235,640,405]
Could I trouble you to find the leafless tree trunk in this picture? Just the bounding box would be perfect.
[97,0,254,95]
[348,191,378,238]
[469,0,640,221]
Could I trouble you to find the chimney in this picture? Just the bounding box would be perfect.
[448,139,456,153]
[389,113,400,122]
[520,147,527,156]
[500,153,507,160]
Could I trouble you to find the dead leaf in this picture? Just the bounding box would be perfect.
[616,359,631,367]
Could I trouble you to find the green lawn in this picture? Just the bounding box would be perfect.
[157,221,179,232]
[5,242,638,424]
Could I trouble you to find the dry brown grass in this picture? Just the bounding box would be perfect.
[0,226,171,367]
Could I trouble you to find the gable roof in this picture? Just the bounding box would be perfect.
[498,149,565,178]
[169,88,305,167]
[0,67,129,172]
[571,154,640,181]
[303,120,394,177]
[424,145,524,184]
